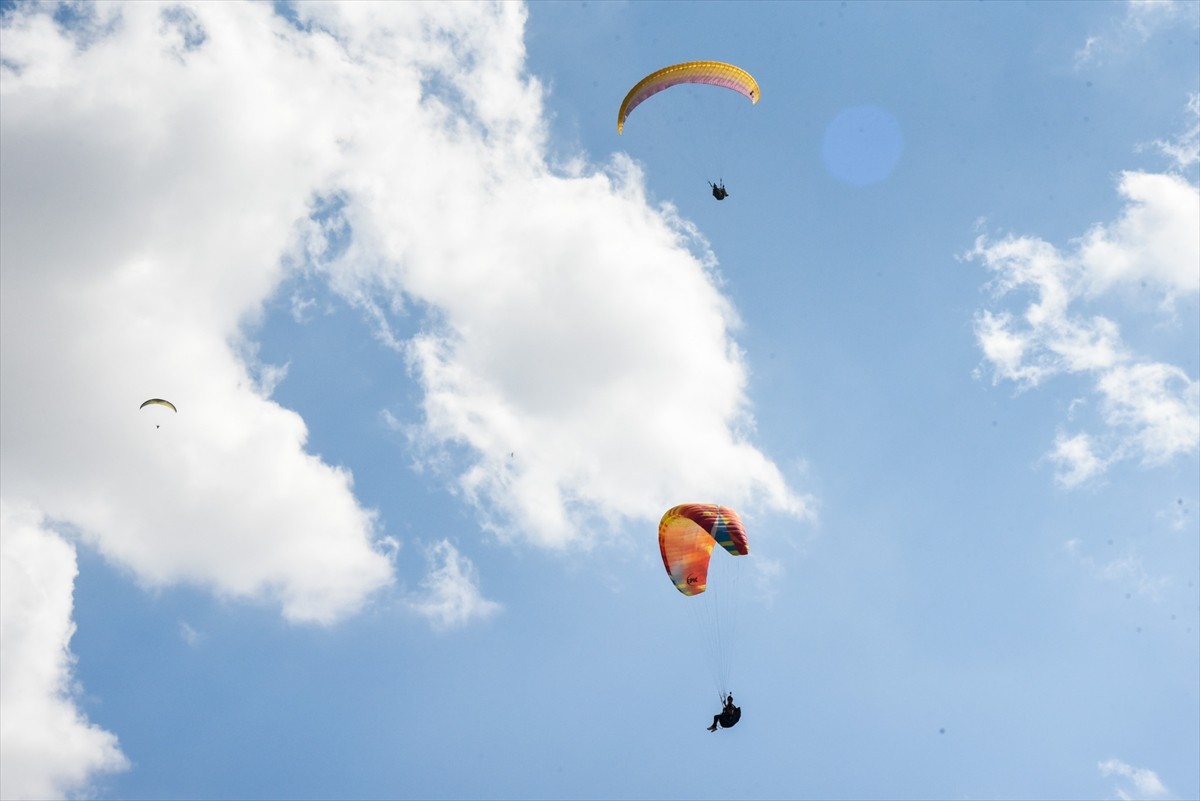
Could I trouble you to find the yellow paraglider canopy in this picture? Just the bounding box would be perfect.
[617,61,760,134]
[139,398,177,413]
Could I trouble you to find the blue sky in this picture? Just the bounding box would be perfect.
[1,2,1197,800]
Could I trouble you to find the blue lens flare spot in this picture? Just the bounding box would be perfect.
[822,105,905,187]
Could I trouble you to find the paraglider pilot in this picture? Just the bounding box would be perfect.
[709,181,728,200]
[707,693,741,731]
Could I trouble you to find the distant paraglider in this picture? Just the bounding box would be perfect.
[709,181,729,200]
[139,398,177,413]
[140,398,176,428]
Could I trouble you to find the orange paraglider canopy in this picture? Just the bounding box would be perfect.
[658,504,748,596]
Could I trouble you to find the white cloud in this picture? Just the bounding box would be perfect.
[1096,553,1171,600]
[289,293,318,324]
[1074,35,1102,69]
[1077,171,1200,302]
[1099,758,1173,800]
[384,173,810,546]
[1074,0,1193,68]
[0,501,129,801]
[1,1,395,625]
[178,621,203,648]
[1098,362,1200,465]
[968,99,1200,486]
[1146,94,1200,172]
[409,540,501,630]
[1124,0,1188,38]
[280,4,809,546]
[1066,537,1171,601]
[1047,431,1110,488]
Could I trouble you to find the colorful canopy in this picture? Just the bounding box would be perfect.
[658,504,749,596]
[617,61,760,134]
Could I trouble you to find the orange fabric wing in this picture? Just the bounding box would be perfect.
[658,504,749,596]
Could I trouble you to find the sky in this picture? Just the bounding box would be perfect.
[0,1,1197,799]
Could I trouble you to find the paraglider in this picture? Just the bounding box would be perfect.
[140,398,176,428]
[617,62,759,201]
[659,503,748,728]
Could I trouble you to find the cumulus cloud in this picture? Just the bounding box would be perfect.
[408,540,501,630]
[1099,758,1173,800]
[282,3,809,545]
[1077,171,1200,302]
[0,501,129,801]
[1098,363,1200,465]
[1,1,395,624]
[967,99,1199,487]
